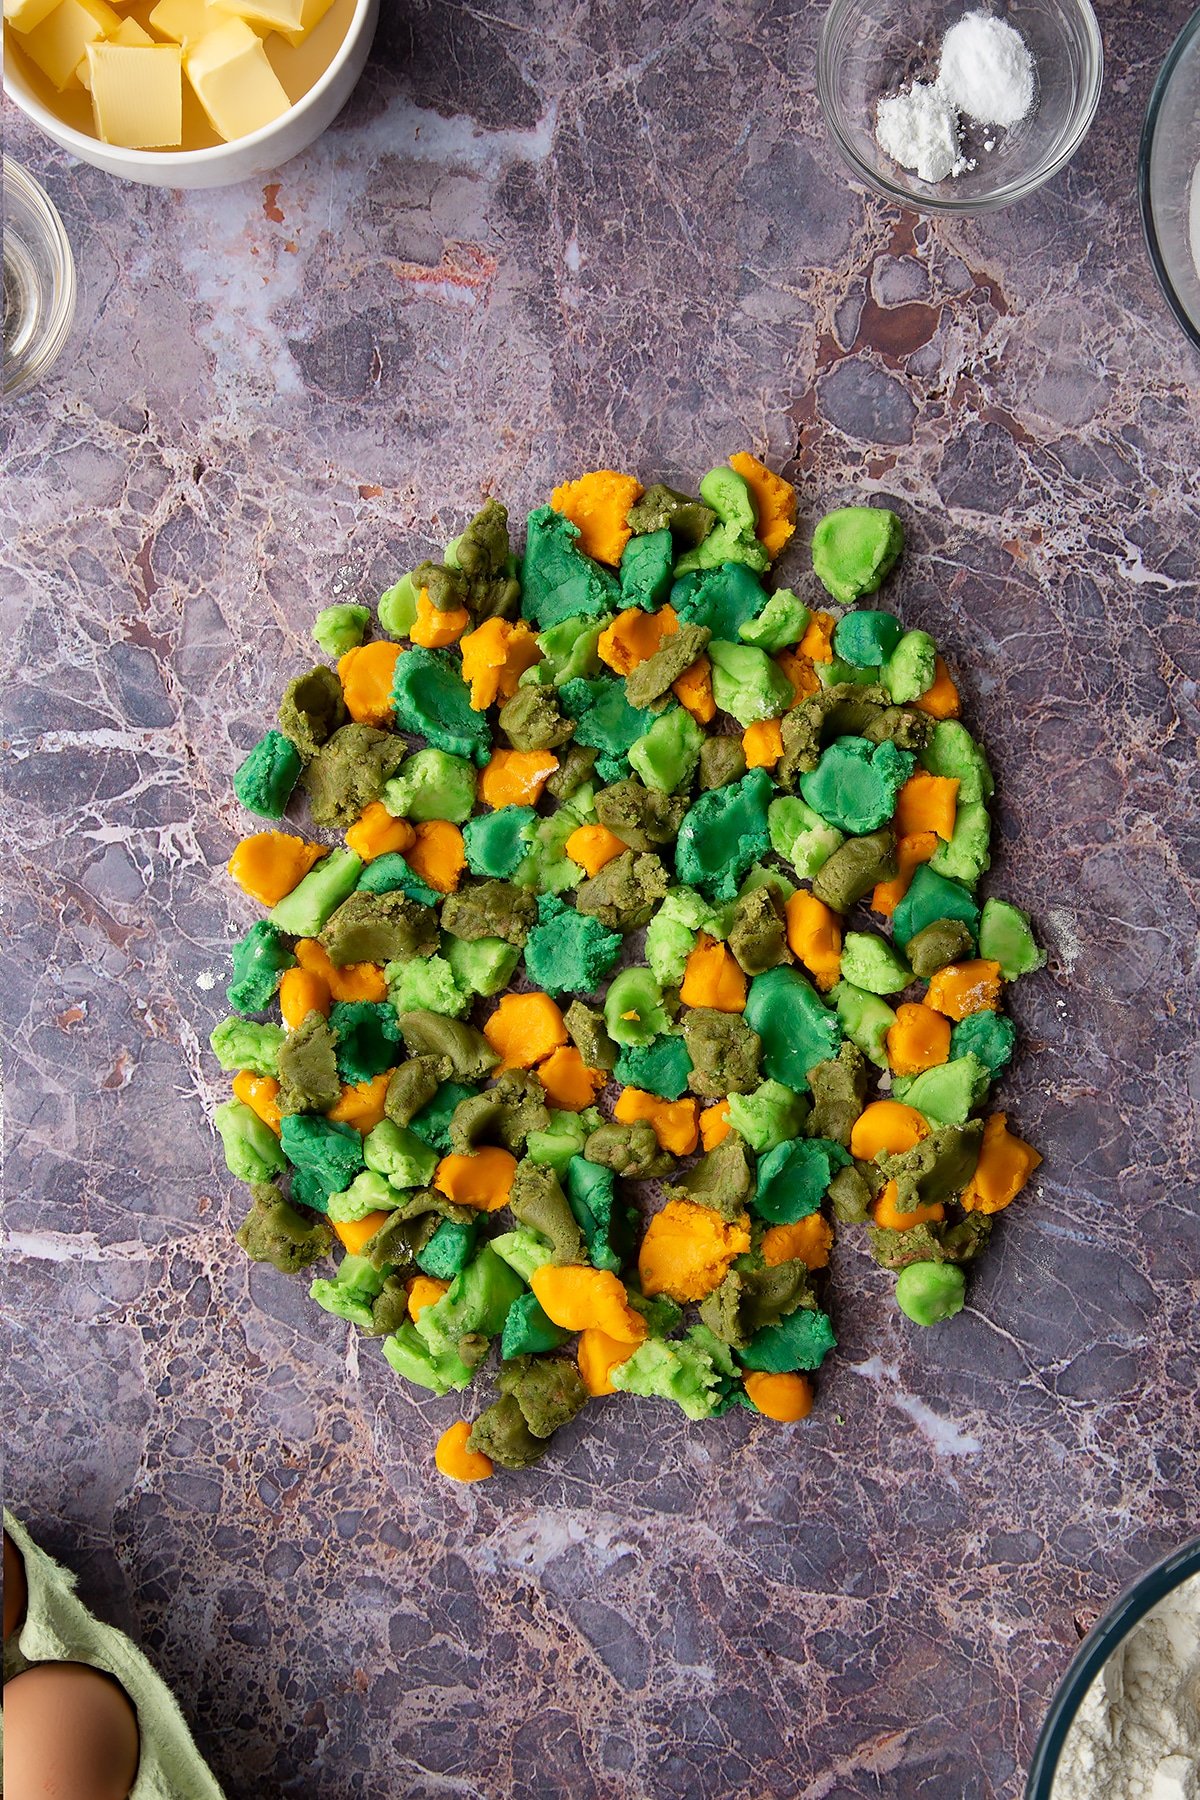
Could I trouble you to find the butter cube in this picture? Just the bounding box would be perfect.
[78,12,152,88]
[88,40,183,144]
[3,0,65,35]
[184,16,289,140]
[217,0,333,45]
[148,0,233,47]
[18,0,121,90]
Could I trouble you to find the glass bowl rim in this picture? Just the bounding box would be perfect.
[1023,1533,1200,1799]
[1138,4,1200,352]
[817,0,1105,215]
[2,155,78,400]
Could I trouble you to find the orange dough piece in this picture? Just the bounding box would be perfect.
[894,771,959,842]
[744,1370,814,1422]
[332,1211,392,1254]
[873,1180,945,1231]
[680,935,746,1012]
[344,802,415,863]
[227,832,325,907]
[914,656,961,719]
[531,1265,647,1343]
[871,831,938,917]
[577,1326,636,1397]
[885,1002,952,1076]
[549,470,644,566]
[761,1214,834,1270]
[637,1197,751,1303]
[597,604,678,675]
[672,655,716,723]
[613,1087,700,1156]
[295,937,387,1003]
[961,1113,1042,1214]
[785,891,843,992]
[434,1147,518,1213]
[407,1275,450,1321]
[435,1418,494,1483]
[728,452,797,559]
[411,588,469,649]
[799,610,836,663]
[775,648,820,706]
[849,1099,930,1161]
[406,819,466,894]
[478,749,558,808]
[232,1070,282,1134]
[565,823,627,876]
[925,960,1003,1021]
[459,617,540,710]
[279,966,332,1030]
[742,718,784,770]
[484,991,568,1070]
[326,1072,392,1133]
[700,1099,732,1150]
[537,1045,606,1111]
[338,641,404,727]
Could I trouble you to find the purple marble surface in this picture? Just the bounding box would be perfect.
[3,3,1199,1795]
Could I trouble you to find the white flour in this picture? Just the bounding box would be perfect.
[1052,1572,1200,1800]
[875,82,969,183]
[874,9,1034,185]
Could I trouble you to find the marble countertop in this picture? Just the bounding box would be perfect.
[4,3,1199,1795]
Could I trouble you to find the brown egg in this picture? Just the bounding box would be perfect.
[4,1531,27,1642]
[3,1661,140,1800]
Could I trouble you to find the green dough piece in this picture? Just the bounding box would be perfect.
[627,483,717,547]
[949,1011,1016,1075]
[644,912,696,989]
[671,563,769,638]
[674,471,769,576]
[396,1012,498,1082]
[441,497,522,623]
[609,1330,736,1420]
[328,999,401,1082]
[276,1010,341,1115]
[384,1057,442,1127]
[498,685,575,752]
[439,879,537,947]
[895,1261,966,1325]
[532,613,610,685]
[878,1119,984,1213]
[214,1099,287,1183]
[449,1073,549,1155]
[406,1082,475,1156]
[698,734,748,791]
[564,1154,626,1273]
[575,850,670,931]
[882,629,937,702]
[227,920,294,1015]
[768,795,844,879]
[930,800,991,886]
[383,1321,476,1395]
[415,1243,525,1358]
[584,1120,672,1179]
[559,677,660,758]
[525,1113,592,1177]
[614,1033,693,1101]
[378,574,419,639]
[681,1008,761,1098]
[490,1226,557,1283]
[799,736,914,835]
[236,1183,332,1272]
[739,587,810,651]
[311,1253,388,1330]
[382,748,477,824]
[829,981,896,1070]
[444,933,521,997]
[678,1131,755,1222]
[269,849,363,938]
[870,1214,992,1271]
[467,1394,548,1468]
[326,1170,401,1224]
[700,466,756,533]
[605,967,672,1047]
[920,720,994,803]
[743,966,842,1092]
[832,608,904,668]
[619,527,675,609]
[806,1043,869,1147]
[386,953,469,1019]
[754,1136,849,1223]
[726,1080,809,1153]
[512,801,592,897]
[358,1188,467,1270]
[840,931,913,995]
[892,865,980,948]
[708,640,793,726]
[510,1160,587,1263]
[700,1261,814,1349]
[676,769,774,901]
[594,779,686,849]
[628,707,704,793]
[319,890,438,966]
[503,1355,587,1446]
[463,806,537,878]
[392,647,491,763]
[234,729,303,819]
[355,854,440,906]
[415,1217,478,1279]
[811,506,904,605]
[209,1016,285,1076]
[521,505,621,631]
[313,603,369,657]
[501,1292,571,1359]
[280,1113,364,1202]
[726,885,789,975]
[739,1306,836,1373]
[623,624,711,710]
[978,898,1045,979]
[278,665,346,759]
[564,998,619,1071]
[525,903,622,997]
[907,919,976,979]
[894,1054,990,1127]
[812,827,897,913]
[828,1163,873,1222]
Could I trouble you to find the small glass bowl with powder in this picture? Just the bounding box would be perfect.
[818,0,1103,213]
[1026,1536,1200,1800]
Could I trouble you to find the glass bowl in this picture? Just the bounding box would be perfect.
[1140,6,1200,350]
[3,157,77,400]
[1024,1534,1200,1799]
[819,0,1104,213]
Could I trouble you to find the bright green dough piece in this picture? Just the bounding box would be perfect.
[280,1114,365,1202]
[525,1111,592,1176]
[378,574,419,638]
[512,805,590,897]
[743,966,842,1092]
[313,603,370,657]
[767,796,844,879]
[326,1170,400,1224]
[620,528,674,609]
[609,1331,735,1420]
[532,613,610,684]
[930,801,991,885]
[830,981,896,1070]
[383,1321,475,1395]
[362,1119,439,1188]
[832,608,904,668]
[391,650,491,763]
[382,748,477,824]
[490,1227,557,1282]
[811,505,904,605]
[645,912,696,988]
[310,1253,387,1330]
[463,806,537,877]
[605,966,671,1046]
[210,1016,286,1076]
[520,505,621,630]
[726,1079,809,1152]
[268,849,362,938]
[839,931,913,996]
[628,706,704,792]
[674,469,770,576]
[950,1011,1016,1075]
[415,1218,477,1279]
[227,921,294,1014]
[501,1291,571,1359]
[892,864,981,948]
[883,629,937,702]
[214,1099,287,1183]
[354,854,440,906]
[739,1307,836,1373]
[920,720,994,803]
[894,1054,990,1126]
[978,898,1045,979]
[386,954,468,1019]
[701,466,757,535]
[817,657,879,690]
[738,587,810,650]
[895,1261,965,1326]
[753,1137,850,1224]
[670,563,769,637]
[444,933,521,997]
[233,729,303,820]
[676,769,774,901]
[414,1244,525,1357]
[799,736,914,834]
[708,640,794,726]
[614,1033,693,1101]
[524,905,621,997]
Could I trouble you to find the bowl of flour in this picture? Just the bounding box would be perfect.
[1026,1537,1200,1800]
[818,0,1103,212]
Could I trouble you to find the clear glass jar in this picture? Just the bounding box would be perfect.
[3,157,77,400]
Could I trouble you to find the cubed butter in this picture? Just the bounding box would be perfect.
[88,40,183,144]
[220,0,334,45]
[78,12,152,88]
[184,16,289,140]
[148,0,234,47]
[17,0,121,90]
[3,0,65,36]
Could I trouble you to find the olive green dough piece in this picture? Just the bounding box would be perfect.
[575,850,670,932]
[677,1131,755,1223]
[877,1118,984,1211]
[806,1043,869,1147]
[698,734,748,791]
[276,1009,342,1116]
[440,879,538,947]
[544,742,598,801]
[509,1160,586,1265]
[624,623,712,709]
[498,685,575,752]
[497,1353,588,1438]
[699,1261,813,1349]
[827,1163,873,1222]
[320,890,439,965]
[811,827,897,913]
[236,1183,333,1273]
[626,482,717,546]
[594,779,687,848]
[583,1120,672,1178]
[303,722,405,828]
[384,1056,444,1126]
[395,1012,499,1082]
[681,1008,762,1098]
[868,1213,992,1270]
[564,999,619,1072]
[450,1073,551,1154]
[906,918,976,980]
[467,1393,547,1468]
[726,884,790,975]
[278,664,347,759]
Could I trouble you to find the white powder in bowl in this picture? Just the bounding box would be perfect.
[1052,1571,1200,1800]
[875,81,969,183]
[938,11,1035,128]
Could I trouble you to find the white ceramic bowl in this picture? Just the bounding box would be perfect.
[3,0,378,189]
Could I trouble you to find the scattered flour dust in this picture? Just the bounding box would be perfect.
[1052,1572,1200,1800]
[874,9,1034,185]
